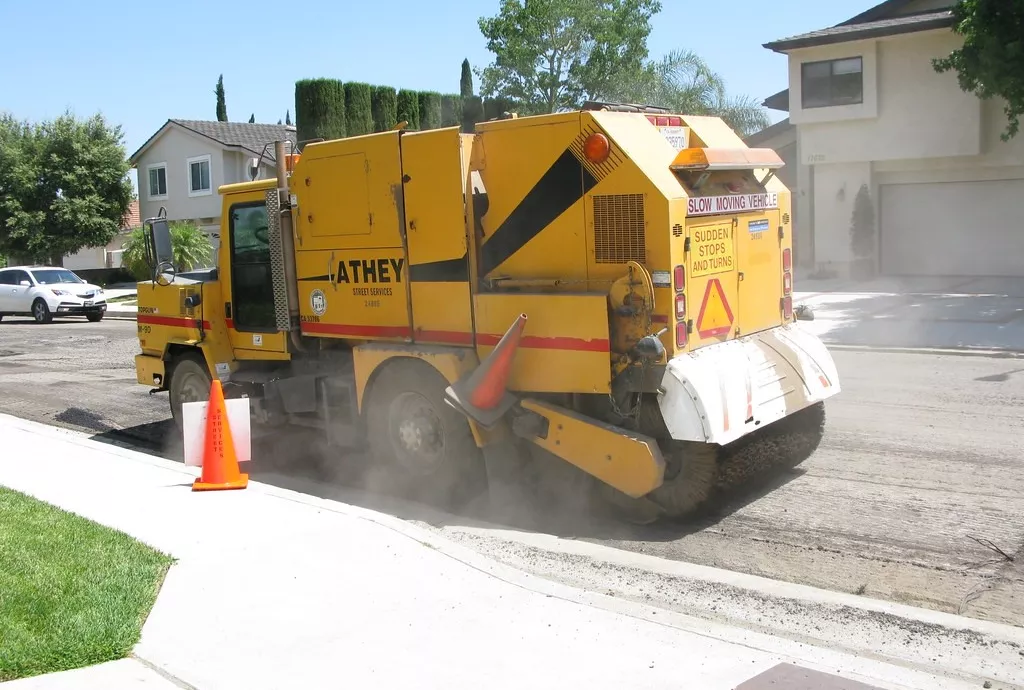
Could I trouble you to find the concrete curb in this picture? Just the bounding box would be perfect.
[3,413,1022,688]
[822,343,1024,358]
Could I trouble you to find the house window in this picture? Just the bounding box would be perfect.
[801,57,863,108]
[187,155,213,197]
[147,163,167,199]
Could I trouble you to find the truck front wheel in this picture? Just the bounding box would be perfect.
[168,354,212,432]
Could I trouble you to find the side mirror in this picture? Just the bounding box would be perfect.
[149,218,174,267]
[19,280,30,287]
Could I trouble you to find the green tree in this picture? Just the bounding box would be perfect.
[294,78,347,145]
[933,0,1024,141]
[345,82,374,136]
[460,58,474,98]
[285,109,292,126]
[418,91,443,130]
[0,112,133,265]
[601,49,770,137]
[120,221,214,281]
[396,89,420,129]
[371,86,398,131]
[248,113,255,123]
[215,75,227,122]
[477,0,662,114]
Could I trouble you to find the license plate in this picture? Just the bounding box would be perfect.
[84,300,93,306]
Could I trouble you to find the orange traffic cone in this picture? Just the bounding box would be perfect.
[192,379,248,491]
[445,313,527,427]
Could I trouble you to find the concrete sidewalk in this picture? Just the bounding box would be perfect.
[795,276,1024,352]
[1,414,1019,690]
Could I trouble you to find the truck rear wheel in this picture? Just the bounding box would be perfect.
[364,359,485,510]
[169,354,212,432]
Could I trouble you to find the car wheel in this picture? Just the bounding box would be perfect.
[32,299,53,324]
[86,312,103,322]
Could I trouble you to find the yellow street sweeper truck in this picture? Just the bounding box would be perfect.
[133,102,840,519]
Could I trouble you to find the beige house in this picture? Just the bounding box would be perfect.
[128,120,297,254]
[753,0,1024,278]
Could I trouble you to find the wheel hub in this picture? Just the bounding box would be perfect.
[389,393,445,473]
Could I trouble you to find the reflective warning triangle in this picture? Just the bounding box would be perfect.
[696,278,734,338]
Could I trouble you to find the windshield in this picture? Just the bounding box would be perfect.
[31,269,85,285]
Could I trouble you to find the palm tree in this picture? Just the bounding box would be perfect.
[601,50,771,138]
[121,221,214,281]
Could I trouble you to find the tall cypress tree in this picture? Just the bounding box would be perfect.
[285,109,292,126]
[460,59,473,98]
[344,82,374,136]
[294,78,347,145]
[248,113,255,123]
[440,94,462,127]
[418,91,442,130]
[215,74,227,122]
[396,89,420,129]
[371,85,398,132]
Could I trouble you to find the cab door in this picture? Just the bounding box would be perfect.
[220,191,289,358]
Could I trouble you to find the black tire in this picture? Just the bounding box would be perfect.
[648,441,718,518]
[364,359,485,510]
[168,353,213,431]
[32,299,53,324]
[86,312,103,322]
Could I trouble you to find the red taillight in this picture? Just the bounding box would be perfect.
[783,272,793,295]
[668,116,682,127]
[782,248,792,272]
[673,265,685,292]
[646,115,658,125]
[783,295,793,320]
[676,321,688,348]
[675,294,686,319]
[656,116,670,126]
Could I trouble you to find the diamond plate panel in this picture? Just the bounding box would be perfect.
[265,189,292,332]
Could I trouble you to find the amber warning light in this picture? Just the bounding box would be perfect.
[671,147,784,172]
[584,133,611,164]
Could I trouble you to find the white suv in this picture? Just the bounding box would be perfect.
[0,266,108,324]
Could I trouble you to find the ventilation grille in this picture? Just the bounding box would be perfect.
[593,194,646,264]
[782,212,791,224]
[672,223,683,237]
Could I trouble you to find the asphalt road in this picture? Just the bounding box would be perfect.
[1,316,1021,627]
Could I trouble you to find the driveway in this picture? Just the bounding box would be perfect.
[795,276,1024,351]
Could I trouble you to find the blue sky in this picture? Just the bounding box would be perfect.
[0,0,871,189]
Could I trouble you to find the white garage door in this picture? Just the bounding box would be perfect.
[880,179,1024,277]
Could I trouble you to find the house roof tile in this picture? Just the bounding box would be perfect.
[764,9,955,52]
[129,120,298,165]
[122,199,141,230]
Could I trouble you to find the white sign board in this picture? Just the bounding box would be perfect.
[659,126,690,152]
[687,193,779,217]
[182,397,252,467]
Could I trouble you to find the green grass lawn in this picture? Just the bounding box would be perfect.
[0,487,173,681]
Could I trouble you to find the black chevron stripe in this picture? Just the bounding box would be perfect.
[479,148,597,277]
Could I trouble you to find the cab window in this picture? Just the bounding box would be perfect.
[229,202,277,331]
